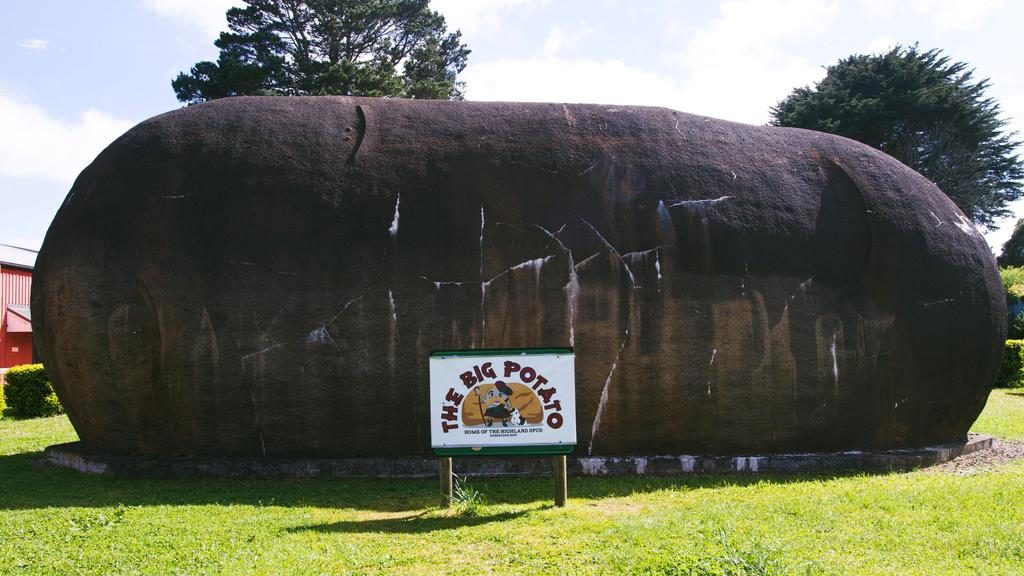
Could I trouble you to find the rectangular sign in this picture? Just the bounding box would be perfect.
[429,348,576,456]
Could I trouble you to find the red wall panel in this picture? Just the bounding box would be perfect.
[0,266,34,368]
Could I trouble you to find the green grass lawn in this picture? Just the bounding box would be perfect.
[2,392,1024,575]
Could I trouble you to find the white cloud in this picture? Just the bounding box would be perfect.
[463,0,843,124]
[912,0,1003,32]
[1004,93,1024,135]
[543,24,593,56]
[860,0,1004,32]
[463,57,685,108]
[142,0,542,39]
[670,0,840,124]
[140,0,243,38]
[19,38,49,51]
[856,0,896,19]
[865,36,897,54]
[431,0,544,34]
[0,90,135,184]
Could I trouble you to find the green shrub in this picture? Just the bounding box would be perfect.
[995,340,1024,388]
[0,373,6,416]
[1000,268,1024,338]
[1010,309,1024,340]
[4,364,63,418]
[1000,267,1024,303]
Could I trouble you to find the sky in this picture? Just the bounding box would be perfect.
[2,0,1022,254]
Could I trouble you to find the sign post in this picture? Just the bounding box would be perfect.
[439,456,453,508]
[430,348,576,507]
[554,455,567,507]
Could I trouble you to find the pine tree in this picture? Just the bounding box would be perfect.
[771,45,1022,228]
[172,0,470,104]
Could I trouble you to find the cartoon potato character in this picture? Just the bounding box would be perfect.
[482,381,515,426]
[462,380,544,427]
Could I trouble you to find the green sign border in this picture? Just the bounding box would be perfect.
[430,347,576,457]
[434,444,575,456]
[430,347,573,358]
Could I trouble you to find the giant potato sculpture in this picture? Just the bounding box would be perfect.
[32,97,1005,458]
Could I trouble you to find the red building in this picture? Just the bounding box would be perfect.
[1,244,37,369]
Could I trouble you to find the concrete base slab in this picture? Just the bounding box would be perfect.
[43,434,992,478]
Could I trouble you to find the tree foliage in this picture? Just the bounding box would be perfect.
[999,266,1024,339]
[999,219,1024,267]
[771,45,1023,228]
[173,0,470,104]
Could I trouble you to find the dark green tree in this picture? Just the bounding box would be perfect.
[172,0,470,104]
[999,218,1024,266]
[771,45,1023,228]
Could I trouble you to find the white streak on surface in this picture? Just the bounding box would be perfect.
[562,104,577,129]
[239,357,269,457]
[388,289,397,323]
[668,196,732,207]
[707,348,717,396]
[483,256,555,285]
[573,252,601,270]
[479,207,486,278]
[578,160,599,176]
[421,275,473,289]
[589,329,629,455]
[657,200,673,232]
[929,211,944,226]
[565,259,579,347]
[952,213,981,237]
[241,342,286,361]
[579,217,637,287]
[621,245,669,258]
[516,257,547,290]
[388,193,401,238]
[423,248,556,347]
[655,252,662,282]
[327,291,369,326]
[782,276,814,314]
[257,428,266,457]
[480,207,486,346]
[532,224,579,347]
[922,298,956,307]
[306,326,336,346]
[831,331,839,395]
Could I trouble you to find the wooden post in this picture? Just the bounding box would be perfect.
[553,455,567,507]
[439,457,453,508]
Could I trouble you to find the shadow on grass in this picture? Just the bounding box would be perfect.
[1003,390,1024,399]
[0,448,872,513]
[289,508,538,534]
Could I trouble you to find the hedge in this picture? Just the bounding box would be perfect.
[995,340,1024,389]
[0,373,6,415]
[4,364,63,418]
